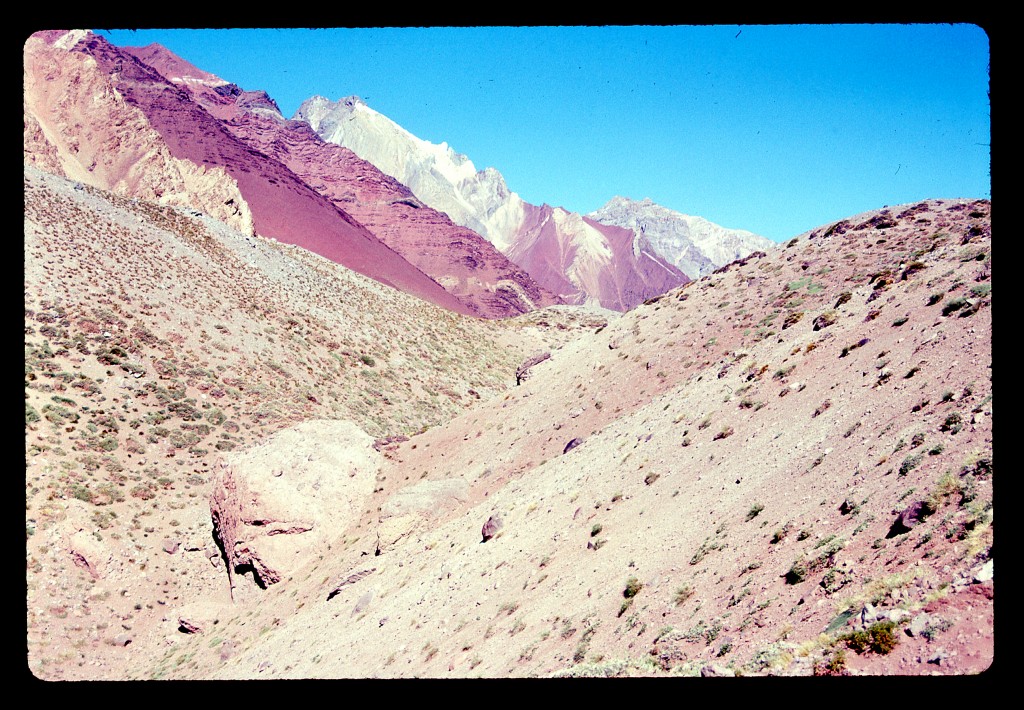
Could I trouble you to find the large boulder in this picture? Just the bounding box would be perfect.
[209,420,380,597]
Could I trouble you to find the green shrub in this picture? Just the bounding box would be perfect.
[782,311,804,329]
[836,621,899,655]
[814,650,848,676]
[674,585,694,606]
[940,412,963,434]
[70,483,95,503]
[942,297,968,316]
[867,621,899,654]
[813,311,838,330]
[785,560,807,584]
[898,453,923,476]
[842,630,871,653]
[623,577,643,599]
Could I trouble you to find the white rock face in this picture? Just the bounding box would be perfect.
[295,96,525,252]
[294,96,767,308]
[588,196,776,279]
[211,420,380,591]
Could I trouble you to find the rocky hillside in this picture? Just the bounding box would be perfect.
[26,168,993,677]
[24,31,557,319]
[24,164,593,679]
[125,44,560,319]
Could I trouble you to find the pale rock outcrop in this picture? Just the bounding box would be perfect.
[375,478,470,554]
[68,529,110,579]
[209,420,380,597]
[327,568,376,601]
[516,351,551,385]
[23,32,255,237]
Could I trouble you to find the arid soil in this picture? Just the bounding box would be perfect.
[25,169,992,679]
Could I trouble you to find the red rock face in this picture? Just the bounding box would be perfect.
[225,115,559,318]
[507,203,689,312]
[125,43,560,319]
[24,32,473,317]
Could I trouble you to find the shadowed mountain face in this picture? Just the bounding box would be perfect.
[26,151,992,677]
[124,43,561,319]
[505,203,690,309]
[24,31,558,318]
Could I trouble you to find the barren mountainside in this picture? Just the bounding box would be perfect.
[588,196,776,280]
[25,155,993,677]
[297,95,696,312]
[24,28,993,682]
[129,45,560,319]
[23,31,553,319]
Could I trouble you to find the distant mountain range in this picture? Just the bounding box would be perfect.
[24,30,773,316]
[588,196,775,279]
[23,30,993,681]
[298,95,773,311]
[24,32,555,319]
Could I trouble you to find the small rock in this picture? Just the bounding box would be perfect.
[352,590,374,616]
[162,539,180,555]
[178,617,202,634]
[481,515,503,543]
[219,640,238,662]
[700,664,735,677]
[887,608,911,624]
[886,500,932,537]
[113,633,132,647]
[907,613,932,637]
[973,559,993,583]
[860,603,876,627]
[563,437,584,454]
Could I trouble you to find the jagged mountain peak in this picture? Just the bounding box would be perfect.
[298,103,692,310]
[589,196,775,280]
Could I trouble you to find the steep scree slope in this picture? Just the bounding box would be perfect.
[26,190,990,679]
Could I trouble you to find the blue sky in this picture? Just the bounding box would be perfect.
[99,25,990,242]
